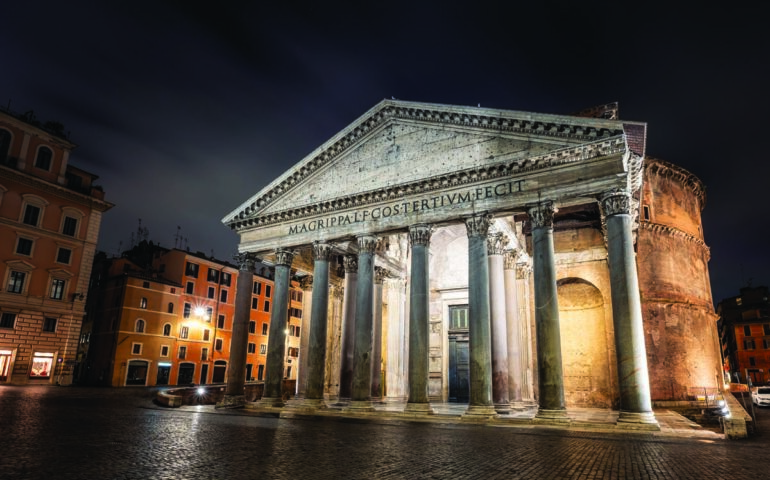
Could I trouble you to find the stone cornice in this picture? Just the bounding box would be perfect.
[640,222,710,260]
[224,99,633,230]
[644,157,706,210]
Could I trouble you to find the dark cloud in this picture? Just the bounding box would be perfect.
[1,2,767,303]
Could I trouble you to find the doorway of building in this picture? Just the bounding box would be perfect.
[177,363,195,385]
[126,360,148,386]
[448,305,469,403]
[245,363,253,382]
[200,363,209,384]
[156,365,170,385]
[212,360,227,383]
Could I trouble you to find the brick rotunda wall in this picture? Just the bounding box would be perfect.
[636,158,722,401]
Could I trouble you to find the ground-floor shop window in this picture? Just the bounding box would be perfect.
[30,352,54,378]
[0,350,13,381]
[126,360,148,386]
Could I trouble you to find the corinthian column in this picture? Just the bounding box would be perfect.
[338,255,358,401]
[488,232,510,413]
[256,248,294,408]
[463,214,496,417]
[503,250,522,407]
[371,266,387,402]
[529,202,568,422]
[405,224,434,414]
[346,235,379,412]
[302,241,335,408]
[219,252,255,408]
[600,190,658,427]
[295,275,313,400]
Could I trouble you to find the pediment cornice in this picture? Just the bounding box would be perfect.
[224,100,643,229]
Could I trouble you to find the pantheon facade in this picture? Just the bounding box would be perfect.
[221,100,720,426]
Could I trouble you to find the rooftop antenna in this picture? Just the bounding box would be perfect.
[174,226,182,249]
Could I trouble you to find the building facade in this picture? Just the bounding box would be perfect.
[81,243,303,387]
[222,100,722,425]
[718,286,770,385]
[0,108,112,385]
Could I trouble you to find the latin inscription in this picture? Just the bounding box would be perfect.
[288,179,525,235]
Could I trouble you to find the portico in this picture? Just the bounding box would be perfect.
[223,99,657,426]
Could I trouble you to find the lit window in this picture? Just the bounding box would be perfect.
[139,297,147,309]
[259,344,266,355]
[206,307,213,321]
[56,248,72,265]
[7,271,26,294]
[15,238,33,256]
[35,146,52,171]
[62,216,78,237]
[180,326,189,339]
[50,279,65,300]
[43,317,57,332]
[1,312,17,329]
[29,353,53,378]
[183,303,191,318]
[135,319,145,333]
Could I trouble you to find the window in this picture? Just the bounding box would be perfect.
[0,129,10,162]
[261,323,268,335]
[43,317,57,332]
[220,290,228,303]
[642,204,650,221]
[265,285,272,298]
[163,324,171,336]
[251,298,258,310]
[744,325,752,336]
[764,338,770,349]
[449,305,469,330]
[56,248,72,265]
[183,303,191,318]
[180,326,189,339]
[257,364,264,381]
[259,344,267,354]
[142,281,150,288]
[139,297,147,309]
[131,343,142,355]
[744,338,756,350]
[248,343,256,354]
[135,319,145,333]
[160,345,169,357]
[0,312,16,329]
[290,307,302,319]
[295,326,301,337]
[220,273,231,286]
[185,262,199,278]
[30,353,53,378]
[750,357,757,366]
[217,315,225,329]
[215,338,223,351]
[288,347,299,357]
[264,300,270,313]
[249,321,256,334]
[737,297,743,306]
[179,346,187,359]
[206,307,213,321]
[208,268,220,283]
[764,324,770,336]
[22,204,41,226]
[35,146,52,170]
[167,303,174,314]
[201,348,209,361]
[15,237,33,256]
[62,216,78,237]
[7,271,26,294]
[50,279,65,300]
[207,286,215,299]
[253,281,262,295]
[203,329,210,341]
[286,366,292,379]
[186,281,194,295]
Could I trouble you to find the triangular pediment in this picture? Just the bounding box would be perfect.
[223,99,644,231]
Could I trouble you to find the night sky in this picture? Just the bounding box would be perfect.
[2,2,766,305]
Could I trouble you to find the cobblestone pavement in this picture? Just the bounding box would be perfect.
[1,386,769,480]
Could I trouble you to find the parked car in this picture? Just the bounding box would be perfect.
[751,387,770,406]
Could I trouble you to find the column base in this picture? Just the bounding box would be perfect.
[215,394,247,409]
[617,411,659,430]
[494,402,512,414]
[342,400,375,413]
[404,402,435,415]
[285,398,328,411]
[463,404,497,418]
[255,396,284,408]
[534,408,570,425]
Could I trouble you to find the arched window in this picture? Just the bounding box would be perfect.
[135,319,145,333]
[0,129,11,163]
[34,146,53,171]
[167,302,174,314]
[163,323,171,336]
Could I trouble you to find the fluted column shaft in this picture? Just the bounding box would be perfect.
[464,214,496,416]
[529,202,567,418]
[338,255,358,400]
[349,235,378,408]
[406,224,433,412]
[600,190,656,425]
[488,233,510,413]
[305,242,334,403]
[261,249,294,407]
[223,254,255,402]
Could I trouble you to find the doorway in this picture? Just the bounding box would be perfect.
[212,360,227,383]
[200,363,209,384]
[156,365,170,385]
[448,305,469,403]
[177,363,195,385]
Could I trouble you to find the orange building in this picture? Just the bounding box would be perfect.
[0,107,113,385]
[82,242,303,387]
[718,286,770,386]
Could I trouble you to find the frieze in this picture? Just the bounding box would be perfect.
[528,202,556,229]
[640,222,711,260]
[408,224,432,246]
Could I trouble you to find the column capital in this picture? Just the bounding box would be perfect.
[487,233,508,256]
[408,224,433,246]
[374,266,390,284]
[515,262,532,279]
[464,213,492,238]
[343,254,358,273]
[527,201,557,229]
[233,252,257,271]
[274,248,295,267]
[503,249,520,270]
[312,241,335,261]
[300,275,314,291]
[357,234,379,254]
[599,189,632,217]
